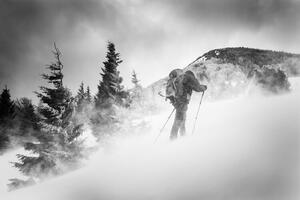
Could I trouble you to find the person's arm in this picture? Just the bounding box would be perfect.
[184,71,207,92]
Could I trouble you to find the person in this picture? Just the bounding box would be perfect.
[166,69,207,140]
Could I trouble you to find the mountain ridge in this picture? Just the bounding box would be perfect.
[194,47,300,68]
[145,47,300,101]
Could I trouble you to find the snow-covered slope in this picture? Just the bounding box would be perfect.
[1,78,300,200]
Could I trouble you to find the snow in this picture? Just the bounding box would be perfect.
[198,56,206,62]
[77,124,98,148]
[289,77,300,92]
[0,148,29,194]
[1,78,300,200]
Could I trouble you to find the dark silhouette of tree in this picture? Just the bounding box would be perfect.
[0,86,15,125]
[36,43,66,126]
[95,41,127,108]
[0,130,9,152]
[0,86,15,152]
[86,86,92,103]
[75,83,94,113]
[75,82,86,112]
[14,98,41,138]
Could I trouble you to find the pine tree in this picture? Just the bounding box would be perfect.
[0,86,15,151]
[85,86,92,103]
[15,98,41,138]
[130,71,143,105]
[75,82,86,112]
[13,44,83,180]
[131,70,140,87]
[0,130,9,152]
[0,86,15,125]
[36,43,66,126]
[95,42,127,108]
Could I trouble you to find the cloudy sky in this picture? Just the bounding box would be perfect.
[1,0,300,101]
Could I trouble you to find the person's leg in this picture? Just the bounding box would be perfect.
[179,113,186,136]
[179,104,187,136]
[170,109,181,140]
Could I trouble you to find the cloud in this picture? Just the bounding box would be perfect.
[0,0,171,97]
[0,0,300,100]
[0,0,118,73]
[151,0,300,31]
[0,0,129,98]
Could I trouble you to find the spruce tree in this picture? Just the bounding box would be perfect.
[131,70,140,87]
[0,129,9,152]
[130,71,143,105]
[0,86,15,126]
[85,86,92,103]
[95,42,127,108]
[13,44,83,180]
[75,82,86,112]
[15,98,41,138]
[0,86,15,151]
[37,44,66,126]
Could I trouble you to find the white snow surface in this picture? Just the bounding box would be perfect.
[1,78,300,200]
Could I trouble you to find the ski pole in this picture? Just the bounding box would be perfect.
[154,108,176,143]
[191,91,205,135]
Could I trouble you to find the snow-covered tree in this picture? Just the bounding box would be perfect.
[130,70,143,106]
[75,83,94,114]
[13,44,84,180]
[249,65,290,93]
[131,70,140,87]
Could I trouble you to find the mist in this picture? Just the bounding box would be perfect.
[1,78,299,200]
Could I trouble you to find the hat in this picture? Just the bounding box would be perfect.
[169,68,183,78]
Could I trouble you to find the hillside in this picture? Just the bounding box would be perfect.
[2,78,300,200]
[146,47,300,101]
[198,47,300,76]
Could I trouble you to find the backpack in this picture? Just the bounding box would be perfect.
[165,69,184,101]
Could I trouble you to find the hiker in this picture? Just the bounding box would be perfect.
[166,69,207,140]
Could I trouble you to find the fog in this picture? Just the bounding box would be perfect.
[1,79,300,200]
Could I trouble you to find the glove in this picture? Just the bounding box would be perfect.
[170,97,176,105]
[202,85,207,91]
